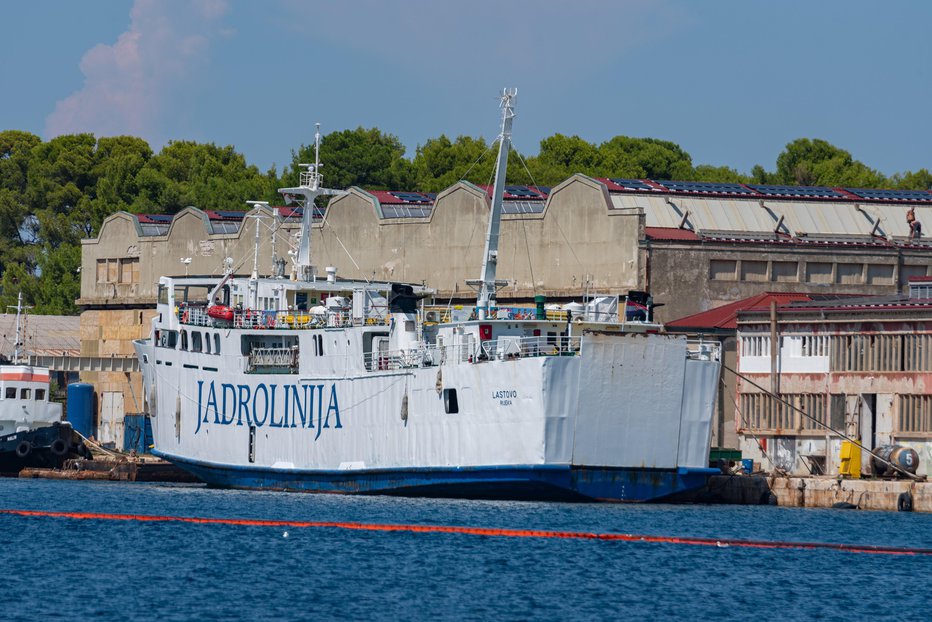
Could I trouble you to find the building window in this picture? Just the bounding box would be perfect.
[903,334,932,371]
[709,259,737,281]
[805,262,833,284]
[740,260,767,282]
[829,334,925,372]
[897,395,932,434]
[740,393,826,433]
[901,265,929,285]
[120,258,139,283]
[835,263,864,285]
[866,264,894,285]
[771,261,798,283]
[96,257,138,284]
[797,335,829,357]
[741,335,770,357]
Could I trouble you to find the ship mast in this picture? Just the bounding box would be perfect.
[476,88,517,320]
[278,123,347,281]
[10,291,28,364]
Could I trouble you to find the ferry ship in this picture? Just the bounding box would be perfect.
[0,293,86,473]
[135,90,721,500]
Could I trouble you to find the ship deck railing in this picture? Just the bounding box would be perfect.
[685,339,722,361]
[177,304,390,330]
[422,305,573,323]
[247,347,300,373]
[363,336,582,371]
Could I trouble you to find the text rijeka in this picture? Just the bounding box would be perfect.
[194,381,341,440]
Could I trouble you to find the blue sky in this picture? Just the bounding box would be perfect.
[3,0,931,179]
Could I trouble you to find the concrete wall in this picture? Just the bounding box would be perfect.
[80,175,646,307]
[646,241,929,323]
[79,308,158,447]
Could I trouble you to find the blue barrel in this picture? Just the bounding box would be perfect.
[66,383,95,439]
[742,458,754,474]
[123,414,154,454]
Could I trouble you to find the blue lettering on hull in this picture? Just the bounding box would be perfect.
[194,381,342,439]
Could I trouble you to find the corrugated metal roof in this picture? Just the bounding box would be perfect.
[0,314,80,358]
[612,193,932,243]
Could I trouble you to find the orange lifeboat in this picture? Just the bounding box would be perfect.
[207,305,234,321]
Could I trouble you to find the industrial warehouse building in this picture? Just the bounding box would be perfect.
[78,175,932,450]
[734,278,932,477]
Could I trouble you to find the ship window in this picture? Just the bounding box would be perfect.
[35,389,46,400]
[5,387,14,399]
[443,389,459,414]
[214,333,221,355]
[180,330,188,351]
[192,331,203,352]
[21,388,31,399]
[205,332,211,354]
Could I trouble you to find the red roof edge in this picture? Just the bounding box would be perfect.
[665,292,815,331]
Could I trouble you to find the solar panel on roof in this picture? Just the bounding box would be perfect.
[504,185,543,198]
[389,191,432,203]
[657,180,753,195]
[608,178,654,191]
[139,224,170,236]
[214,211,248,219]
[535,186,551,195]
[147,214,174,222]
[747,184,842,198]
[382,205,432,218]
[210,222,241,234]
[502,201,545,214]
[844,188,932,202]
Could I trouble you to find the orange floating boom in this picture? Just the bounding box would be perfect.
[2,509,929,557]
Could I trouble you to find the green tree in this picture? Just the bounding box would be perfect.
[136,141,278,214]
[411,135,497,192]
[773,138,887,187]
[283,127,415,192]
[891,169,932,191]
[691,165,748,183]
[89,135,153,228]
[599,136,693,180]
[0,130,41,194]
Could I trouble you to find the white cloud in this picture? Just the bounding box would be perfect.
[45,0,230,141]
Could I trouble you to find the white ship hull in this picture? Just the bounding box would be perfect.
[135,327,720,501]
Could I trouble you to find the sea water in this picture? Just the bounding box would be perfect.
[1,478,930,621]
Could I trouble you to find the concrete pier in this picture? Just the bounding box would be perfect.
[704,474,930,512]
